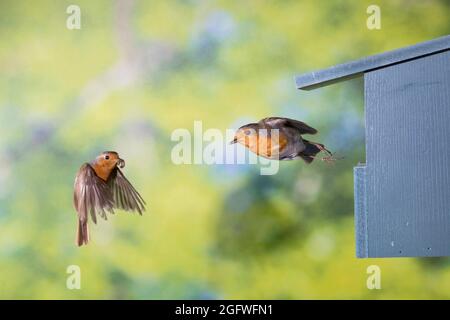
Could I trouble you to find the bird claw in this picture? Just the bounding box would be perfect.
[311,143,343,164]
[320,153,343,164]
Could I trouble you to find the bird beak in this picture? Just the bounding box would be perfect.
[230,137,238,145]
[118,158,125,168]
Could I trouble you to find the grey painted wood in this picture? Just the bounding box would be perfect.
[295,35,450,90]
[354,165,368,258]
[360,50,450,257]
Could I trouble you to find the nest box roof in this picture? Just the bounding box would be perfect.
[295,35,450,91]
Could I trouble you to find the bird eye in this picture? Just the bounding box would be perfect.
[105,155,110,160]
[244,130,251,135]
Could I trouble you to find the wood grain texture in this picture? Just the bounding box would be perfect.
[354,165,368,258]
[362,50,450,257]
[295,35,450,90]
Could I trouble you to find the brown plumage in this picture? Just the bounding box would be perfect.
[73,151,146,246]
[231,117,336,163]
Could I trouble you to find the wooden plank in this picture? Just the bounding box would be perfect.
[354,165,368,258]
[361,50,450,257]
[295,35,450,90]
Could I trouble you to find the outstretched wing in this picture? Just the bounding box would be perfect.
[73,163,115,224]
[262,117,318,135]
[108,167,146,215]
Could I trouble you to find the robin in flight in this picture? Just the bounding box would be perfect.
[230,117,336,163]
[73,151,146,246]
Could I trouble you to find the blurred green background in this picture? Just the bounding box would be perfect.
[0,0,449,299]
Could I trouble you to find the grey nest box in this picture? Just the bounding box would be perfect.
[295,35,450,258]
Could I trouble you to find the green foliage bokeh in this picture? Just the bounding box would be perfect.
[0,0,449,299]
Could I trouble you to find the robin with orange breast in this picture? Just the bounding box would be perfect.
[231,117,336,163]
[73,151,146,246]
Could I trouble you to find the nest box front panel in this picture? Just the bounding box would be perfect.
[356,50,450,258]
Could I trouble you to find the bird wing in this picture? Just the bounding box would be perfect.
[261,117,318,135]
[108,167,146,215]
[73,163,115,224]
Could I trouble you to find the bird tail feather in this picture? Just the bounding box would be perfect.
[298,140,329,164]
[299,154,315,163]
[76,220,89,246]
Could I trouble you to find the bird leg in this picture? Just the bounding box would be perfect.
[310,143,343,164]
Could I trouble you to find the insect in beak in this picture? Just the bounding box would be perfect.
[230,137,238,145]
[118,158,125,168]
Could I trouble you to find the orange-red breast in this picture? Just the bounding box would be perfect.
[73,151,146,246]
[231,117,335,163]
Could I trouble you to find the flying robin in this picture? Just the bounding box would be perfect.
[230,117,336,163]
[73,151,146,246]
